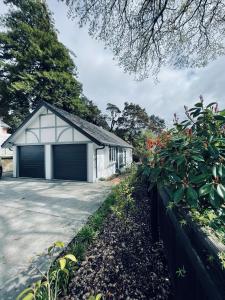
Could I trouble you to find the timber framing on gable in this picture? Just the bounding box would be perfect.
[2,102,101,148]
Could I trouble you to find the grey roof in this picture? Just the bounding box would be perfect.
[46,102,132,148]
[2,101,132,148]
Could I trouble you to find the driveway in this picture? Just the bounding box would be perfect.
[0,176,112,299]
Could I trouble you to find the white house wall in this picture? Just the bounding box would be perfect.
[0,134,13,157]
[94,145,116,179]
[13,107,90,145]
[95,146,133,180]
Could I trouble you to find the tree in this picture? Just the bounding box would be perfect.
[63,0,225,78]
[116,102,150,144]
[0,0,85,129]
[149,115,165,134]
[105,101,165,146]
[106,103,121,131]
[81,96,109,129]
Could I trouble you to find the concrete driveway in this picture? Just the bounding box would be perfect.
[0,176,112,299]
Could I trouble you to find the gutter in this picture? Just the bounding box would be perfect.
[95,145,105,179]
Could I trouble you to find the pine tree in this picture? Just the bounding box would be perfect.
[0,0,86,129]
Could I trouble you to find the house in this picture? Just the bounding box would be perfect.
[2,101,133,182]
[0,118,13,158]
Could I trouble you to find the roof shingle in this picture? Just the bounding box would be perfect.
[46,102,132,148]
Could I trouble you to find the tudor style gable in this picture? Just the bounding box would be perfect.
[12,106,90,145]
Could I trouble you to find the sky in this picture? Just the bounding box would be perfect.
[0,0,225,126]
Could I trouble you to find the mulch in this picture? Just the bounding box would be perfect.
[63,184,171,300]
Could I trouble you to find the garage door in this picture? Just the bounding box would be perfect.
[19,145,45,178]
[53,144,87,181]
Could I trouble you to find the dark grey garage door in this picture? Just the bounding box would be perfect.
[53,144,87,181]
[19,145,45,178]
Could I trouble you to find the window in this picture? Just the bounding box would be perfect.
[109,147,116,162]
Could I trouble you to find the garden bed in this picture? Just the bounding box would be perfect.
[63,183,171,300]
[17,173,171,300]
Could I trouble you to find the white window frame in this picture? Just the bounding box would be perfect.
[109,146,116,163]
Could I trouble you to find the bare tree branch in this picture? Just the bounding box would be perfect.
[63,0,225,79]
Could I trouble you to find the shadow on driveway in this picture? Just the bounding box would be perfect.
[0,177,112,299]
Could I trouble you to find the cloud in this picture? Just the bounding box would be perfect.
[1,0,225,125]
[46,0,225,124]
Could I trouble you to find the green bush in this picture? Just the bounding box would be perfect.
[143,99,225,210]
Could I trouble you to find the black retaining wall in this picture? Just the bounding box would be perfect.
[150,187,225,300]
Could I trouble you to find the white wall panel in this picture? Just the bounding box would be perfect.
[126,148,133,166]
[29,117,40,129]
[56,116,67,126]
[41,128,55,143]
[12,109,91,145]
[87,143,94,182]
[26,129,39,143]
[41,114,55,127]
[45,144,52,179]
[58,128,73,142]
[95,146,116,179]
[73,128,90,142]
[13,146,18,177]
[16,132,26,144]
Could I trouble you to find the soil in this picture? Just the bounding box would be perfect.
[63,184,171,300]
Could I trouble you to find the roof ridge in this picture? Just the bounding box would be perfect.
[44,102,132,148]
[2,101,133,148]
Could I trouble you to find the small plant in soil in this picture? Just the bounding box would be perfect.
[176,266,187,278]
[17,241,77,300]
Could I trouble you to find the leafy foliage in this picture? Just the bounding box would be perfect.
[191,208,225,245]
[106,102,121,131]
[16,241,77,300]
[133,130,156,162]
[116,102,153,144]
[0,0,107,130]
[218,252,225,270]
[112,175,135,220]
[142,98,225,210]
[176,266,187,278]
[105,102,165,152]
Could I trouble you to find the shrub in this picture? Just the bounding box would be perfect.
[111,165,137,219]
[142,98,225,210]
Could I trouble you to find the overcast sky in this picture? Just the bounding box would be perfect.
[1,0,225,125]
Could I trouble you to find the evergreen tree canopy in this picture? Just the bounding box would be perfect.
[105,101,165,146]
[0,0,89,129]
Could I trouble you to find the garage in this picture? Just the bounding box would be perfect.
[19,145,45,178]
[2,102,133,182]
[53,144,87,181]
